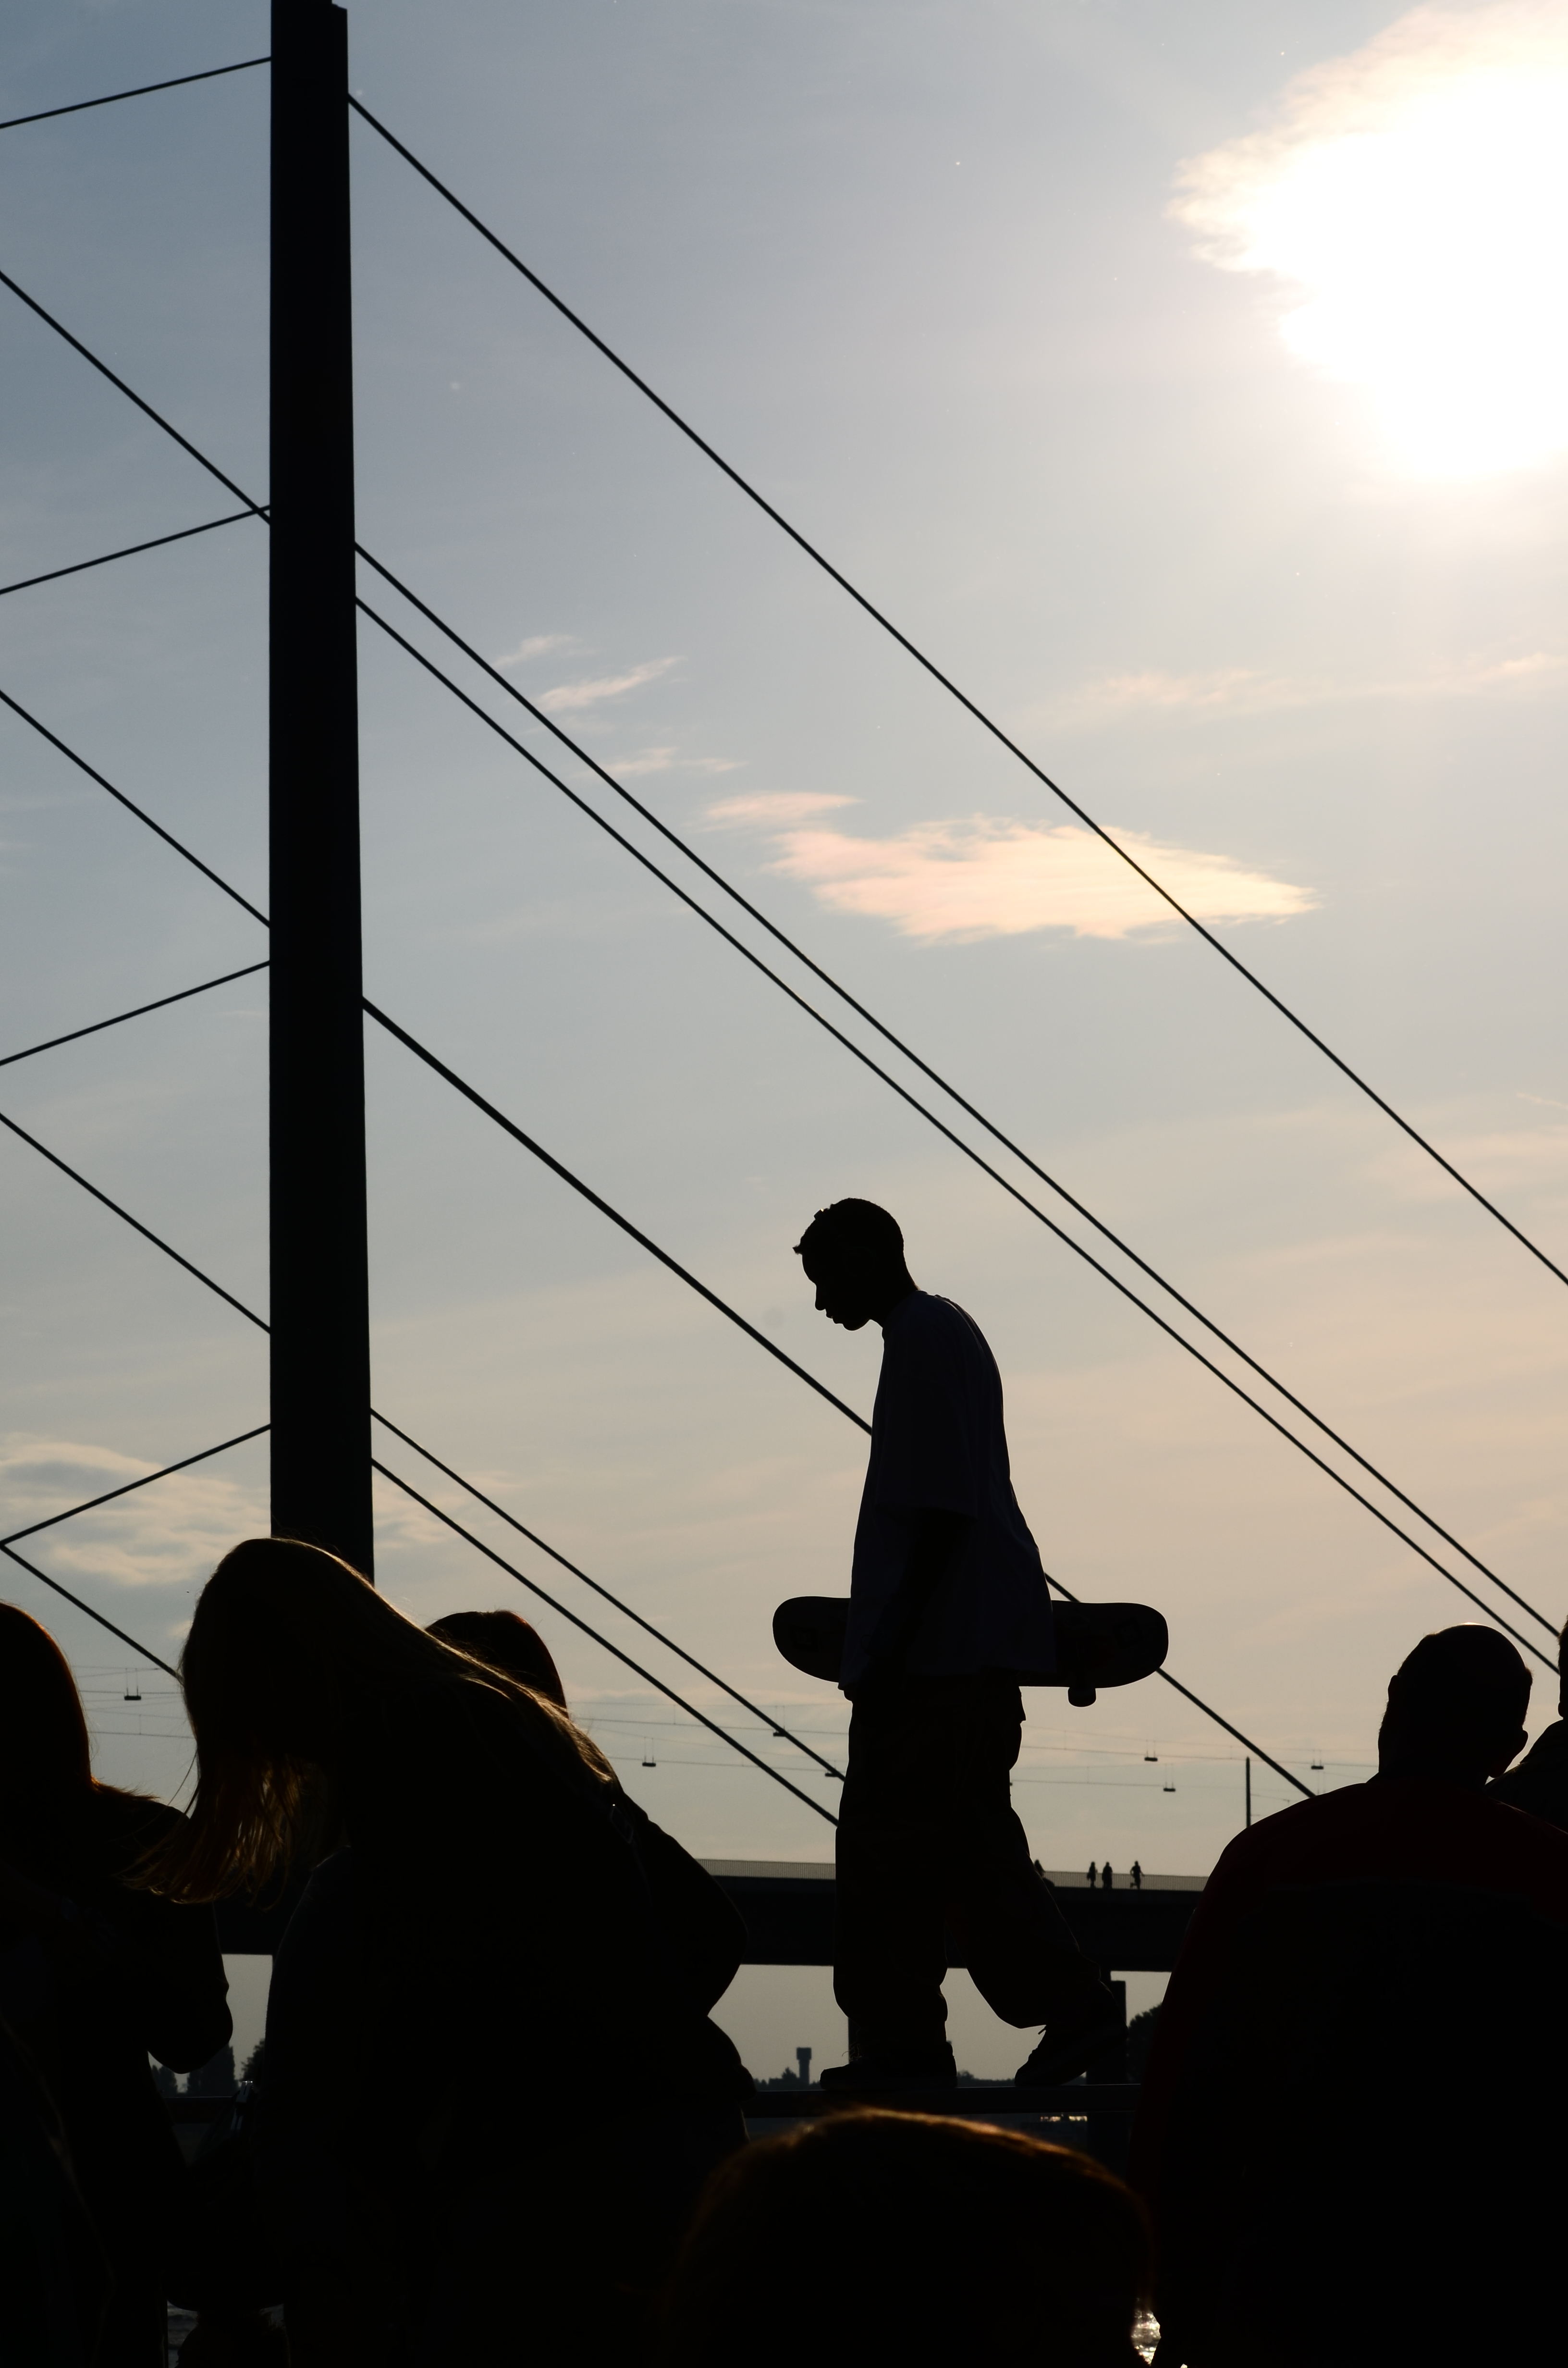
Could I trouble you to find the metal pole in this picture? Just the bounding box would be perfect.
[1245,1756,1251,1827]
[269,0,373,1577]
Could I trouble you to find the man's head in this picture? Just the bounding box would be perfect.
[1377,1624,1531,1787]
[794,1199,914,1331]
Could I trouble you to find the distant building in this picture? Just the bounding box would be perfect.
[757,2046,816,2091]
[150,2060,179,2099]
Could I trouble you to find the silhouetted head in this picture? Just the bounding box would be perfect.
[795,1199,915,1331]
[427,1609,567,1708]
[1377,1624,1531,1788]
[144,1537,611,1900]
[0,1603,93,1803]
[659,2108,1150,2366]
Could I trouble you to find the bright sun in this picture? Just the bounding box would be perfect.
[1172,1,1568,477]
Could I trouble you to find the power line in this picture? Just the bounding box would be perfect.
[357,575,1559,1646]
[0,1092,1317,1782]
[7,548,1549,1660]
[1035,1567,1312,1800]
[2,239,1549,1648]
[0,270,265,518]
[4,534,1549,1662]
[349,98,1568,1299]
[0,685,269,926]
[370,1409,844,1780]
[372,1458,839,1825]
[0,1542,177,1677]
[0,511,254,601]
[0,56,269,134]
[362,997,871,1437]
[0,962,270,1072]
[0,1108,269,1334]
[0,1426,269,1549]
[356,607,1558,1663]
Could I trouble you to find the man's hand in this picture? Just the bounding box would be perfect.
[864,1507,973,1677]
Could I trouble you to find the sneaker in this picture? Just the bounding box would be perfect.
[819,2042,958,2094]
[1013,2007,1126,2088]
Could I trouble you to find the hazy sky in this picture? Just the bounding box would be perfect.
[3,0,1567,2072]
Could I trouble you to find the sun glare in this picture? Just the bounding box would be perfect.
[1173,1,1568,476]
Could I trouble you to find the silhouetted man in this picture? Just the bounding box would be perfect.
[1489,1613,1568,1829]
[1132,1625,1568,2368]
[796,1198,1115,2092]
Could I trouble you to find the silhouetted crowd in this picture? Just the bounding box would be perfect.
[3,1546,1567,2367]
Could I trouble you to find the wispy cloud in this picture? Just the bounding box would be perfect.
[607,747,745,778]
[1052,648,1568,727]
[538,658,679,715]
[1171,1,1568,475]
[0,1438,266,1596]
[494,633,576,669]
[706,792,856,826]
[735,814,1312,942]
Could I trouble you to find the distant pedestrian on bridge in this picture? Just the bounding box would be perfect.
[796,1197,1116,2091]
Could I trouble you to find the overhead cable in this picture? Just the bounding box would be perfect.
[0,57,269,135]
[0,1426,270,1549]
[0,269,265,518]
[0,1119,849,1801]
[0,1108,269,1334]
[1040,1568,1311,1801]
[357,602,1559,1660]
[0,686,269,926]
[0,511,255,601]
[2,1095,1318,1777]
[0,962,270,1072]
[372,1459,838,1825]
[362,997,870,1436]
[0,1542,178,1677]
[4,248,1552,1645]
[360,563,1560,1640]
[348,99,1568,1298]
[371,1407,844,1780]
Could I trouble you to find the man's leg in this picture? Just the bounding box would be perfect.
[832,1678,953,2063]
[938,1680,1114,2043]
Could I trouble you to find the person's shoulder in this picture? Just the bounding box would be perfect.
[898,1294,992,1356]
[88,1786,183,1846]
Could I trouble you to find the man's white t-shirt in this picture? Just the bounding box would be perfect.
[843,1290,1056,1691]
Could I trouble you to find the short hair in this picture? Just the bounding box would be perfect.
[1391,1625,1530,1758]
[428,1609,567,1709]
[658,2108,1149,2365]
[794,1198,904,1266]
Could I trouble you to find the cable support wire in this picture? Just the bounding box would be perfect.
[0,962,270,1072]
[0,584,1550,1667]
[0,511,256,602]
[348,98,1568,1300]
[0,685,268,927]
[1,1095,1313,1792]
[0,1542,178,1677]
[355,599,1558,1664]
[0,1427,270,1550]
[361,998,870,1438]
[370,1409,844,1780]
[0,283,1537,1751]
[371,1459,837,1825]
[0,246,1547,1647]
[0,1117,844,1811]
[359,565,1561,1646]
[0,57,269,135]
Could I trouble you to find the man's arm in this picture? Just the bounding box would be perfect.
[859,1506,973,1682]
